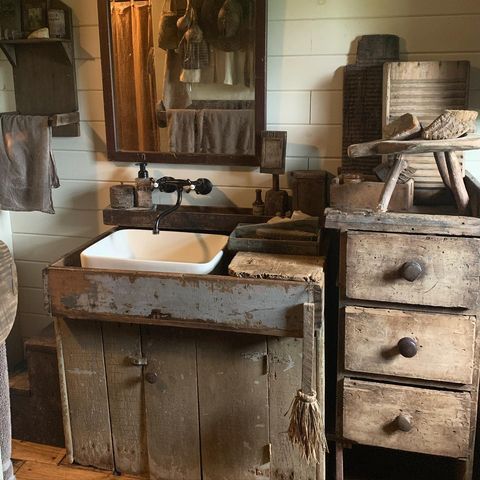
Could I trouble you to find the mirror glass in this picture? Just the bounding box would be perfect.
[104,0,262,163]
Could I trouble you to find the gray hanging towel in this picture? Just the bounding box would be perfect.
[200,108,254,155]
[167,109,199,153]
[0,113,59,214]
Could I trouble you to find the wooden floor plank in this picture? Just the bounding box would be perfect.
[13,460,24,473]
[12,439,66,465]
[16,461,141,480]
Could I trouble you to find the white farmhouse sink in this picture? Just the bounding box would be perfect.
[80,229,229,275]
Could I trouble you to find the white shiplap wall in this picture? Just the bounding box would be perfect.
[1,0,480,358]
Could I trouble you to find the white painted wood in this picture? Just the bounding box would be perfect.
[17,287,45,315]
[10,209,108,237]
[267,91,311,124]
[267,55,351,91]
[0,60,14,90]
[266,124,342,157]
[76,59,103,90]
[78,91,105,122]
[12,234,90,263]
[17,313,52,338]
[311,91,343,125]
[72,26,101,59]
[62,0,99,26]
[309,157,342,174]
[0,212,12,253]
[15,261,48,289]
[267,0,480,21]
[0,92,15,112]
[52,121,106,152]
[269,17,480,56]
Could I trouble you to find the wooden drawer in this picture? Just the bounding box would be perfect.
[343,378,472,458]
[344,306,476,384]
[344,231,480,308]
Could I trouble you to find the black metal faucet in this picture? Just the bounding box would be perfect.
[152,177,213,234]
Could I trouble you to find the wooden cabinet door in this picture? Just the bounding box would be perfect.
[102,322,148,475]
[56,318,114,471]
[142,326,202,480]
[196,331,270,480]
[62,321,323,479]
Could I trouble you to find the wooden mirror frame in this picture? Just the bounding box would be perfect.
[97,0,266,166]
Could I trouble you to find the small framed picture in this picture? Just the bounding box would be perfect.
[21,0,48,33]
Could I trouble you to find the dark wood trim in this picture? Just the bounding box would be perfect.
[97,0,117,160]
[97,0,266,166]
[103,206,271,233]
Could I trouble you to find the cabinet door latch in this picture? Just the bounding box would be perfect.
[128,355,148,366]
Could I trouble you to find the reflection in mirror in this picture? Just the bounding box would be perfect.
[109,0,256,157]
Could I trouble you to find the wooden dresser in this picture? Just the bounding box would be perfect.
[326,206,480,480]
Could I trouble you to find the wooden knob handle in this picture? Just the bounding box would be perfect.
[401,261,423,282]
[397,337,418,358]
[396,414,413,432]
[145,372,158,384]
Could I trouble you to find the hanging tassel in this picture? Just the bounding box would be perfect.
[287,302,328,463]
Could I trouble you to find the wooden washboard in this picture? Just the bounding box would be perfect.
[383,61,470,199]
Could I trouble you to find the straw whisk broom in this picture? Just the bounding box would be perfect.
[287,303,328,463]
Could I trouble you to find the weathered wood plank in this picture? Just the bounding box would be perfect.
[56,318,114,470]
[330,178,413,212]
[229,252,324,284]
[15,460,141,480]
[53,318,74,464]
[325,208,480,237]
[315,323,325,480]
[46,268,309,337]
[197,332,270,480]
[344,306,476,384]
[344,231,480,308]
[376,155,408,212]
[348,134,480,158]
[445,151,470,214]
[268,337,316,480]
[142,326,201,480]
[343,379,471,458]
[11,440,65,465]
[102,206,271,232]
[102,323,148,476]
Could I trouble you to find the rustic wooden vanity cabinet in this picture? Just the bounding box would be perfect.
[326,192,480,479]
[44,232,326,479]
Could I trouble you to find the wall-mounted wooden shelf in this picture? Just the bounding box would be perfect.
[103,206,272,233]
[0,1,79,137]
[0,38,73,66]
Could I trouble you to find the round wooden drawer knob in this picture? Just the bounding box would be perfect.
[397,337,418,358]
[145,372,158,384]
[396,414,413,432]
[400,261,423,282]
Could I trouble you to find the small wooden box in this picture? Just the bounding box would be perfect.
[290,170,333,216]
[330,176,413,212]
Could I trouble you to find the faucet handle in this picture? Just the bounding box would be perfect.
[193,178,213,195]
[157,176,178,193]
